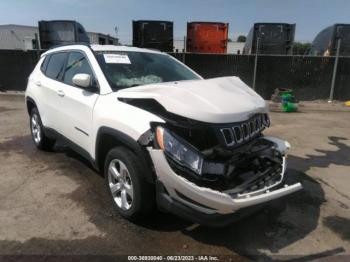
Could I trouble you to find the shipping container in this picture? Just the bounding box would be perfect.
[309,24,350,56]
[243,23,295,55]
[38,20,90,49]
[186,22,229,53]
[132,20,173,52]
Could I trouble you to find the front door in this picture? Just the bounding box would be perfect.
[57,51,99,155]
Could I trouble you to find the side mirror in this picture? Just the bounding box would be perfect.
[72,73,92,88]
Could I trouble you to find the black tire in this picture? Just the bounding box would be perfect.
[104,146,155,221]
[29,107,56,151]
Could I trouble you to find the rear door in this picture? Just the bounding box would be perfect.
[39,52,68,131]
[58,51,99,154]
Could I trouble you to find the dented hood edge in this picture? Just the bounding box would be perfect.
[116,76,268,123]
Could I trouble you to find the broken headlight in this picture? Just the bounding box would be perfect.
[156,126,203,174]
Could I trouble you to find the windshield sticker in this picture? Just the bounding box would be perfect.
[104,54,131,64]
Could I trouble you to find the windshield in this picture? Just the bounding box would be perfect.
[95,51,200,90]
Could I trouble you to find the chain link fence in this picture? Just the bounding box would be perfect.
[170,52,350,100]
[0,49,349,101]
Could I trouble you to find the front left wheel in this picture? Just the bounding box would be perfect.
[30,107,55,151]
[104,147,155,221]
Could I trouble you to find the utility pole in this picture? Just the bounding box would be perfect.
[329,38,341,102]
[183,35,187,64]
[34,33,40,60]
[252,37,260,91]
[114,26,119,44]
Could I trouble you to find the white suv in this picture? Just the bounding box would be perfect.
[25,44,302,226]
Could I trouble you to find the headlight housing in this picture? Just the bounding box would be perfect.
[156,126,203,175]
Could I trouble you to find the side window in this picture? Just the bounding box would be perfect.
[40,55,50,73]
[63,52,94,86]
[45,52,67,80]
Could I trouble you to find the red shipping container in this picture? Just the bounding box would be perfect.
[186,22,229,53]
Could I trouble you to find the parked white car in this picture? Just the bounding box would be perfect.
[25,44,302,226]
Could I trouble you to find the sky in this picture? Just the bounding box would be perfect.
[1,0,350,44]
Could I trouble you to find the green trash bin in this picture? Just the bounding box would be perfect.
[281,91,298,112]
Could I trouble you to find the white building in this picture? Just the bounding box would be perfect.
[173,39,186,52]
[173,38,245,54]
[0,24,119,50]
[227,41,245,54]
[87,32,119,45]
[0,24,39,50]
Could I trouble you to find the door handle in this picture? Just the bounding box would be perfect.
[34,81,41,86]
[57,90,65,97]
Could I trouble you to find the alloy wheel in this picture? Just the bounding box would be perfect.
[108,159,134,210]
[31,113,41,144]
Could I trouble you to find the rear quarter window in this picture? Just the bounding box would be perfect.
[45,52,67,80]
[40,55,50,73]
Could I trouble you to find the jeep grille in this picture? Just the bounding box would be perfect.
[219,114,270,147]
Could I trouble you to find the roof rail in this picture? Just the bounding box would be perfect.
[45,42,91,51]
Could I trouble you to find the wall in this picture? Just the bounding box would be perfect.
[0,50,39,91]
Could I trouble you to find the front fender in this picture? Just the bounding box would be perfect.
[95,126,156,183]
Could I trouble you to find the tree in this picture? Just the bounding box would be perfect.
[292,42,312,55]
[237,35,246,42]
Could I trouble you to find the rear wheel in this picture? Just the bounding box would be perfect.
[104,147,155,221]
[30,108,55,150]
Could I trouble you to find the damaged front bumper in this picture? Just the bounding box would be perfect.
[148,137,302,225]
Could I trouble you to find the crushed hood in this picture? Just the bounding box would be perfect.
[116,76,268,123]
